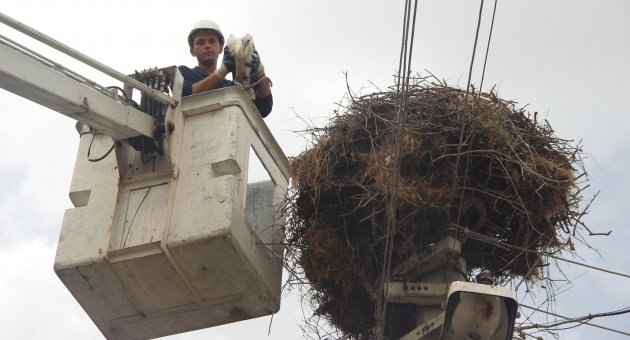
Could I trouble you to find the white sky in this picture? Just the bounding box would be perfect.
[1,0,629,339]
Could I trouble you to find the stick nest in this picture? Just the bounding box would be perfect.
[284,79,587,339]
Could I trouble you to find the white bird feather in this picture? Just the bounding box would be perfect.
[226,34,255,99]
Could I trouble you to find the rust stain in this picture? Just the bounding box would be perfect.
[481,298,495,320]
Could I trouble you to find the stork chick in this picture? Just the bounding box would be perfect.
[226,34,256,99]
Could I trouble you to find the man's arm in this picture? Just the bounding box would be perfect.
[191,73,223,94]
[253,71,271,98]
[253,92,273,118]
[180,50,232,96]
[250,50,272,117]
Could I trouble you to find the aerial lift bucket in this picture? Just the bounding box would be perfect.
[53,67,288,339]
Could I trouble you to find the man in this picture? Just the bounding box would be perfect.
[179,20,273,117]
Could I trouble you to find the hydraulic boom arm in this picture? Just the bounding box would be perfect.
[0,11,175,140]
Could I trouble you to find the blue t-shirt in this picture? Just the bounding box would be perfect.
[178,65,273,118]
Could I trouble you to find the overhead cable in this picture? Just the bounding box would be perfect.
[453,225,630,280]
[375,0,420,338]
[479,0,499,92]
[450,0,487,284]
[519,304,630,337]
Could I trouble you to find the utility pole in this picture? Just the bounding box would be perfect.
[384,236,518,340]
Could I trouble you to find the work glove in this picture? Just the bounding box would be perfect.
[250,49,265,81]
[214,45,236,79]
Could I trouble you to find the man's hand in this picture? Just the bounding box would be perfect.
[214,45,236,79]
[250,49,264,81]
[223,45,236,73]
[248,48,270,98]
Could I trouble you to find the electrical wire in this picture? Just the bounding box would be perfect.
[106,86,140,109]
[451,224,630,280]
[479,0,499,93]
[445,4,629,337]
[462,0,485,114]
[84,130,115,162]
[375,0,420,338]
[456,0,483,227]
[519,304,630,337]
[89,143,115,162]
[446,0,487,307]
[376,1,498,336]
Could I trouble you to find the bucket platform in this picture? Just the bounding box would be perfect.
[54,82,288,339]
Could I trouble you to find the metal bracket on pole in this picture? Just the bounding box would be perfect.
[391,235,462,279]
[398,313,445,340]
[385,282,448,305]
[381,236,466,340]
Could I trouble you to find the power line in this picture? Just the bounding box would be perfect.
[375,1,420,338]
[449,0,487,282]
[463,0,485,110]
[519,304,630,337]
[452,0,485,227]
[545,252,630,280]
[479,0,499,92]
[454,225,630,280]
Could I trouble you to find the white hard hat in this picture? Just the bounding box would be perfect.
[188,20,224,47]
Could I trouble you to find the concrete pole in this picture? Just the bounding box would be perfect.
[416,267,465,339]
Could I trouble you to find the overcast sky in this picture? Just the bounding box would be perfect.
[1,1,629,339]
